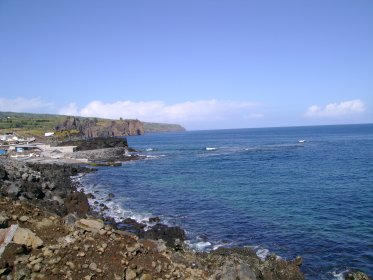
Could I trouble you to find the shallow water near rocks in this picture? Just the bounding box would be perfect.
[81,124,373,280]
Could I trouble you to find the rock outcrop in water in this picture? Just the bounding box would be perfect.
[55,116,144,137]
[57,137,129,151]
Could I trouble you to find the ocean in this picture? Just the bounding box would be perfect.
[80,124,373,280]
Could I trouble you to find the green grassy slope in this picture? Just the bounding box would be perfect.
[143,122,186,132]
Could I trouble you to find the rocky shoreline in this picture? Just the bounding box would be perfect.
[0,157,369,280]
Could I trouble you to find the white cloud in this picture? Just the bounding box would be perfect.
[304,99,366,117]
[59,102,79,116]
[58,99,260,127]
[0,97,53,112]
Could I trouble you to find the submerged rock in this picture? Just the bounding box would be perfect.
[346,271,371,280]
[118,218,146,235]
[148,217,161,223]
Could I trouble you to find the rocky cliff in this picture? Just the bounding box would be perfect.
[55,117,144,137]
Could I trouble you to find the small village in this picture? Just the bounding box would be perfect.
[0,132,76,159]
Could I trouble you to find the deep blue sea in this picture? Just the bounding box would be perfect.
[80,124,373,280]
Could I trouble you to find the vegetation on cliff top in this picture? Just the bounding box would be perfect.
[142,122,186,133]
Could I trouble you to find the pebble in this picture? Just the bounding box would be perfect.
[48,256,62,265]
[19,215,29,222]
[77,252,86,257]
[127,243,140,253]
[30,257,44,265]
[66,261,76,269]
[21,173,29,181]
[52,268,59,274]
[43,248,53,257]
[32,263,41,272]
[89,262,97,271]
[140,274,153,280]
[125,268,137,280]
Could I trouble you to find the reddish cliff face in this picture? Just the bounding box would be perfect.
[56,117,144,137]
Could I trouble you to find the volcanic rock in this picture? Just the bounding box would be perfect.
[13,227,43,249]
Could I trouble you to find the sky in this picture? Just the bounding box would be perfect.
[0,0,372,130]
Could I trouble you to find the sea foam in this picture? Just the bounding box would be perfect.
[332,270,349,280]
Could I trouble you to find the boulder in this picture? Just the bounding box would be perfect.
[117,218,146,235]
[1,182,20,198]
[140,223,186,248]
[346,271,371,280]
[24,183,45,200]
[237,263,257,280]
[0,214,9,229]
[64,191,90,217]
[125,267,137,280]
[75,218,104,233]
[0,243,29,269]
[212,261,257,280]
[149,217,161,223]
[13,227,43,249]
[0,167,8,181]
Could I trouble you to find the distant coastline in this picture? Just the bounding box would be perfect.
[0,111,186,140]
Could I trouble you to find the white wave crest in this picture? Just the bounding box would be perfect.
[256,248,270,261]
[212,244,224,250]
[185,240,212,251]
[332,270,349,280]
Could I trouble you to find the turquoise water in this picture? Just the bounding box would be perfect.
[81,124,373,279]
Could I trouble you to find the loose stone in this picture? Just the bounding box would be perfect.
[89,262,97,271]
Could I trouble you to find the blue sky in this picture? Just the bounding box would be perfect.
[0,0,372,130]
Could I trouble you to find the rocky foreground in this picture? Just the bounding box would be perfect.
[0,158,369,280]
